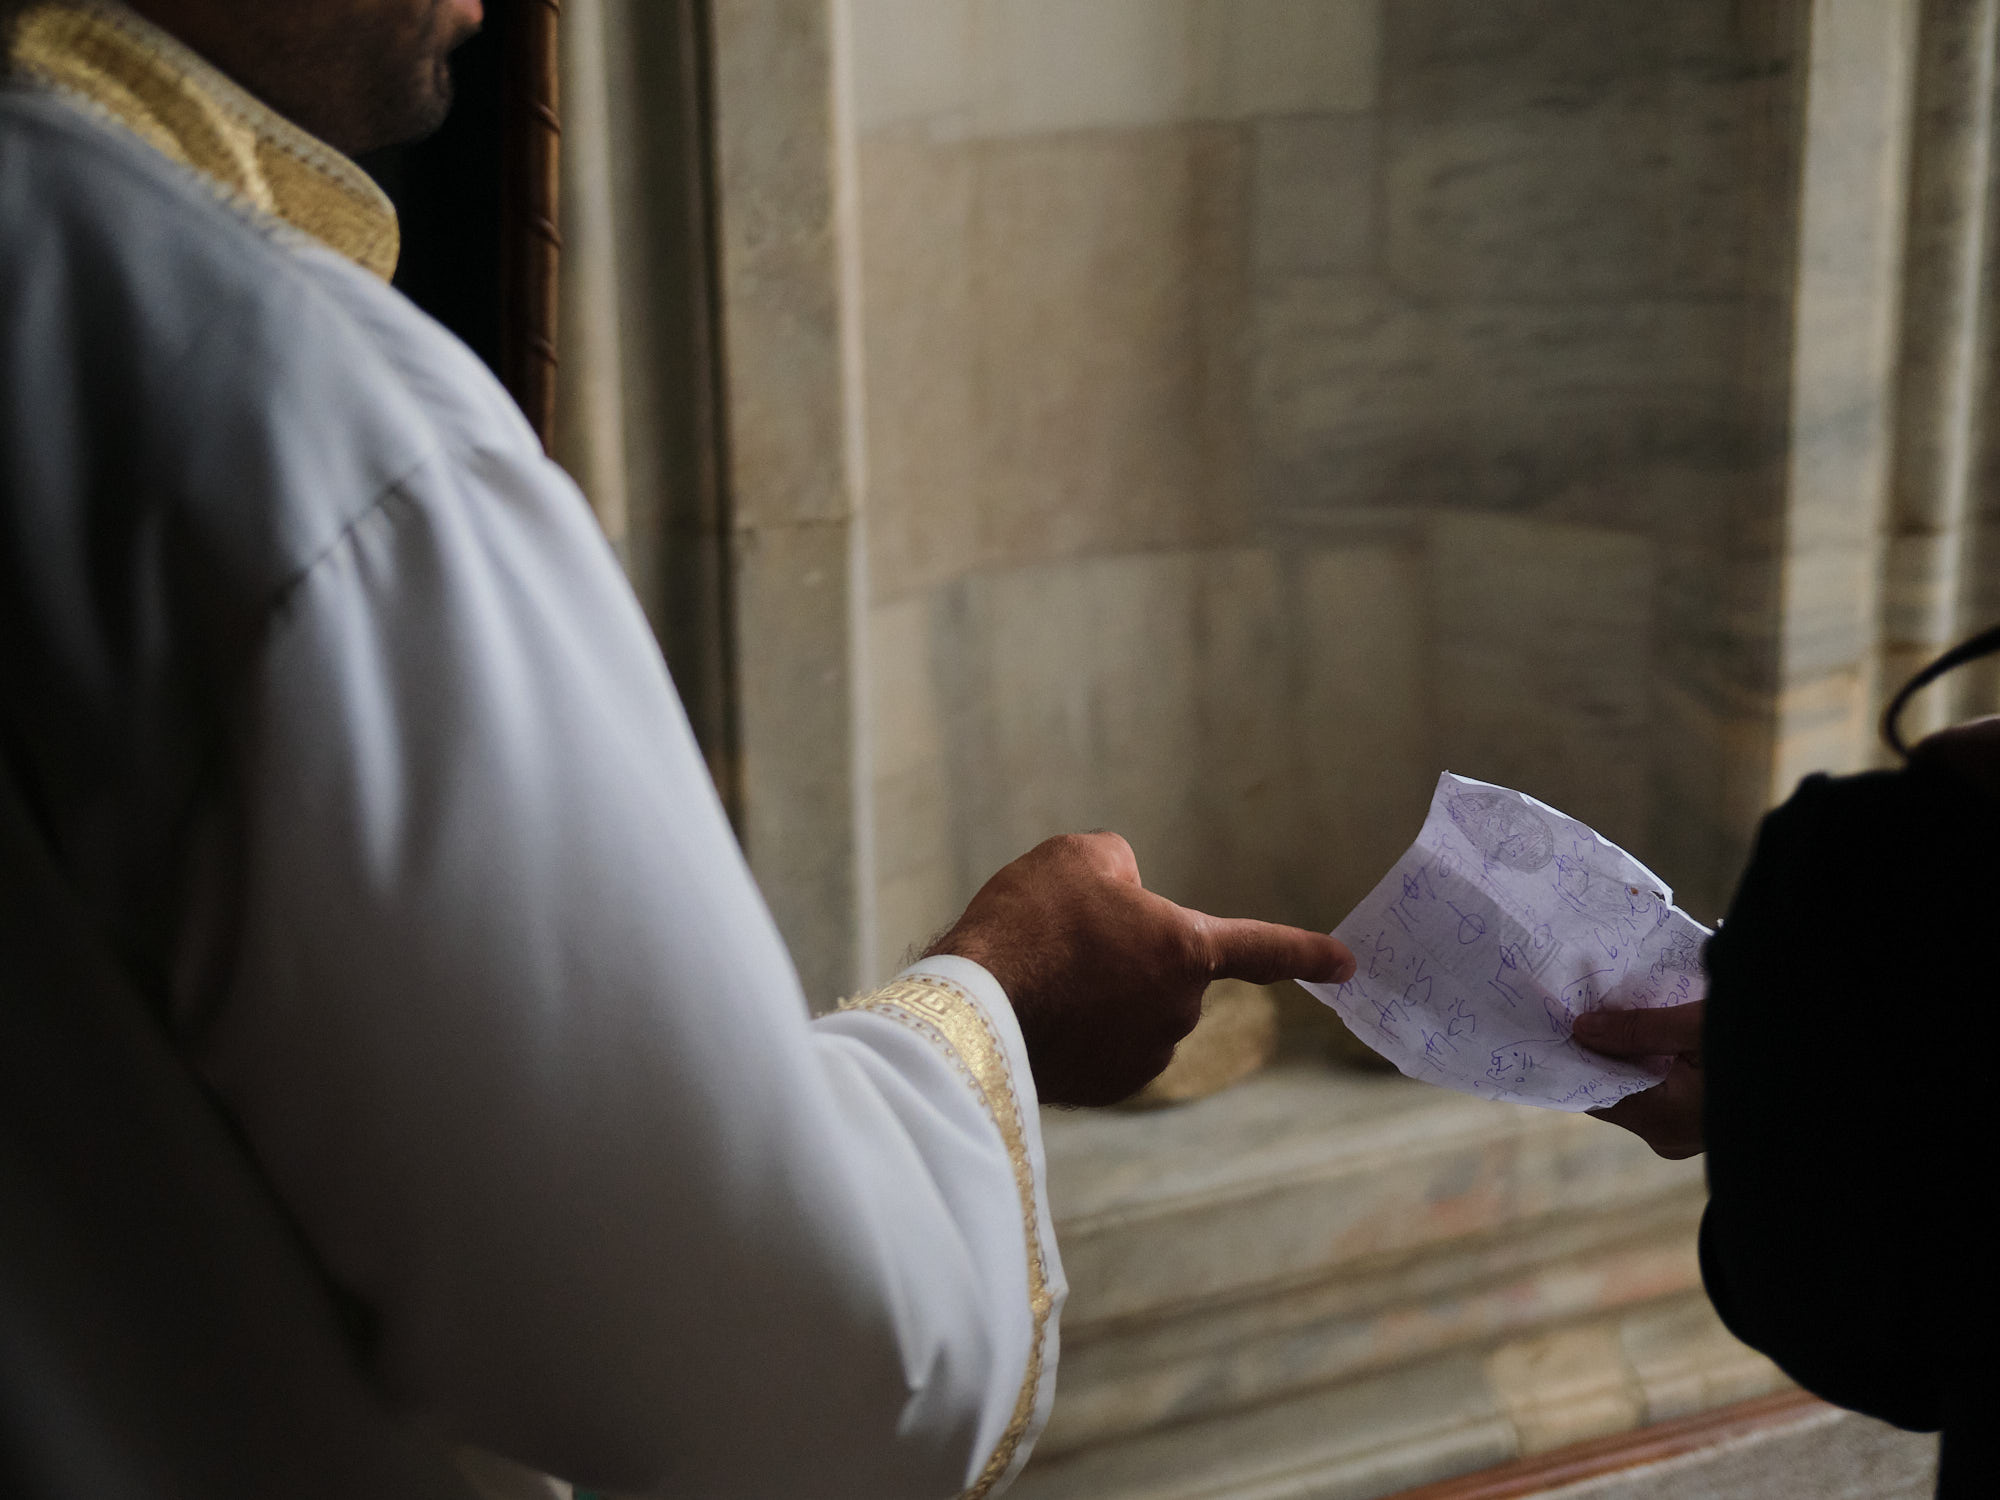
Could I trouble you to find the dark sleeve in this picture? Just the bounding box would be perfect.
[1699,769,1966,1433]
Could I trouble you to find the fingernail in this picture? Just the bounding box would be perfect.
[1572,1012,1605,1038]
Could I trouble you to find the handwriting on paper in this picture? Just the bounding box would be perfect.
[1300,773,1709,1112]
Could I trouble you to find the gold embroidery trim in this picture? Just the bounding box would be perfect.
[7,0,399,279]
[838,976,1054,1500]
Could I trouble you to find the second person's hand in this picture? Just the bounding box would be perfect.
[1573,1001,1705,1160]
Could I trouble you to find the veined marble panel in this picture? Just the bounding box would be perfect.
[732,517,868,1007]
[1392,2,1800,306]
[970,126,1250,571]
[1044,1069,1700,1327]
[1380,1,1799,303]
[1042,1195,1703,1459]
[854,131,980,595]
[1644,678,1770,927]
[1253,115,1382,279]
[1428,514,1655,849]
[1253,274,1752,523]
[1253,274,1434,517]
[1382,110,1760,307]
[1382,2,1790,142]
[1290,541,1436,926]
[932,550,1255,911]
[868,595,958,980]
[858,125,1250,594]
[711,0,871,1004]
[923,543,1436,936]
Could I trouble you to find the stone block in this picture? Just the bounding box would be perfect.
[1777,540,1881,686]
[1040,1191,1704,1458]
[1253,273,1436,516]
[733,517,866,1006]
[1195,0,1381,119]
[971,0,1199,138]
[1019,1059,1781,1498]
[1043,1066,1702,1326]
[867,598,959,981]
[933,551,1218,901]
[1770,667,1874,791]
[850,0,1381,139]
[856,133,981,596]
[927,544,1425,930]
[848,0,974,135]
[1383,111,1753,305]
[1177,548,1302,919]
[1620,1294,1801,1425]
[861,126,1250,582]
[1785,0,1910,563]
[1290,541,1437,924]
[1014,1350,1516,1500]
[1427,513,1655,849]
[1379,3,1796,305]
[867,595,947,781]
[1486,1324,1648,1454]
[968,127,1251,570]
[711,0,850,528]
[1382,2,1770,127]
[1253,115,1381,277]
[1642,678,1766,924]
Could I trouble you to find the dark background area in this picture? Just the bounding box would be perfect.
[357,4,507,378]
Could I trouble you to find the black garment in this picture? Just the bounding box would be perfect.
[1701,757,1998,1497]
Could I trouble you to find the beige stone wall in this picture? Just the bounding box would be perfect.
[677,0,2000,994]
[848,0,1817,977]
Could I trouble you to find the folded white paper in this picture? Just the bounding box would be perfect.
[1300,772,1708,1112]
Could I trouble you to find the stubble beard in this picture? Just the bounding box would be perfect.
[350,28,460,151]
[185,0,476,157]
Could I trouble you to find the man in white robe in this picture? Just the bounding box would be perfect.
[0,2,1355,1495]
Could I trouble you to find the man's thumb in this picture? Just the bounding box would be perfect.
[1574,1002,1702,1058]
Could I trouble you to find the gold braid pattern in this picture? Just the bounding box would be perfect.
[6,0,399,279]
[837,975,1055,1500]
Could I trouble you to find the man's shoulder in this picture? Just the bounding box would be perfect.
[0,85,441,557]
[3,84,358,349]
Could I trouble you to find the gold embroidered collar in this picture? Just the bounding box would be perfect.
[6,0,399,279]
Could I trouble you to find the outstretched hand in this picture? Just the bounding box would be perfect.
[1573,1002,1704,1159]
[927,833,1355,1107]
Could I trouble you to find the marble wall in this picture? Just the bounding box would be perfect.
[571,0,2000,1003]
[846,0,1824,980]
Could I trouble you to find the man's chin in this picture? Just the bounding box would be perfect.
[396,71,457,148]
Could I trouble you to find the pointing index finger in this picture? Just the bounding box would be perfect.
[1192,913,1357,987]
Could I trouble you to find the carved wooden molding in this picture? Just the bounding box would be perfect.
[502,0,562,449]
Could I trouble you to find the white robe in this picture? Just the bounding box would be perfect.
[0,21,1062,1495]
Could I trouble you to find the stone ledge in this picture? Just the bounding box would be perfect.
[1021,1064,1779,1499]
[1041,1194,1707,1456]
[1016,1293,1787,1500]
[1044,1063,1704,1331]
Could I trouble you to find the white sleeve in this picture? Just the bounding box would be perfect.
[190,446,1064,1498]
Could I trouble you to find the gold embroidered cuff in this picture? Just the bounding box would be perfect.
[837,976,1055,1499]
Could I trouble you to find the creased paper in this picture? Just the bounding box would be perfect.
[1300,772,1708,1112]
